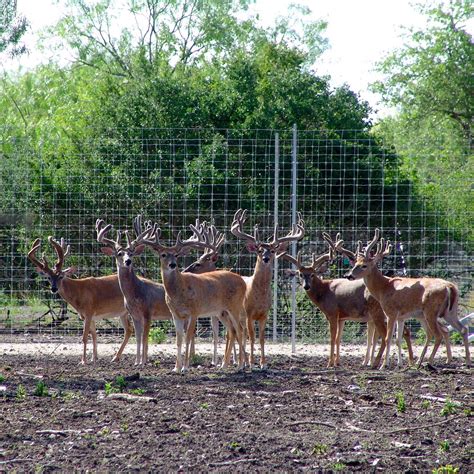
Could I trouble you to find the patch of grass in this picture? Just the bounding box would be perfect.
[432,465,459,474]
[449,332,463,344]
[199,402,209,410]
[149,327,167,344]
[129,388,145,395]
[415,328,426,345]
[440,399,457,417]
[228,441,241,451]
[439,440,450,452]
[104,381,117,396]
[190,353,205,366]
[104,375,127,395]
[421,400,431,410]
[0,374,5,382]
[16,384,27,400]
[33,381,49,397]
[99,427,110,436]
[311,443,328,456]
[395,391,406,413]
[333,462,346,471]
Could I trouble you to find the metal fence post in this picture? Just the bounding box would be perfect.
[291,124,297,354]
[273,132,279,342]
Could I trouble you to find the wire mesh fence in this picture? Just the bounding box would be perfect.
[1,127,472,343]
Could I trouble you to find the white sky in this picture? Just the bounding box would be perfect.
[6,0,472,118]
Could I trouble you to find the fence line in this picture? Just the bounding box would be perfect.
[0,127,472,342]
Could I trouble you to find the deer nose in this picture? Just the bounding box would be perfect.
[263,256,270,263]
[51,287,58,294]
[169,262,177,269]
[125,259,132,266]
[303,283,310,291]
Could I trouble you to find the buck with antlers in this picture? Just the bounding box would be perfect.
[135,217,247,372]
[281,232,414,368]
[28,237,131,365]
[96,216,228,366]
[338,229,470,368]
[231,209,305,369]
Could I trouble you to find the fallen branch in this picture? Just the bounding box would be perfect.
[209,458,259,467]
[106,393,156,403]
[36,429,81,436]
[0,458,32,465]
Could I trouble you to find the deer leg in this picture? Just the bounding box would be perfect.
[173,316,185,373]
[335,319,345,366]
[416,320,432,368]
[327,320,337,368]
[142,317,151,366]
[381,317,396,370]
[112,313,133,362]
[184,317,197,372]
[403,326,414,366]
[258,317,267,369]
[133,317,144,366]
[81,316,92,365]
[247,318,256,370]
[396,320,405,368]
[211,315,220,366]
[371,320,387,369]
[364,321,375,366]
[90,321,98,363]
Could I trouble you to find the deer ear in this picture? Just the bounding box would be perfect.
[134,244,145,255]
[101,247,114,256]
[63,266,77,276]
[283,269,297,279]
[246,242,258,253]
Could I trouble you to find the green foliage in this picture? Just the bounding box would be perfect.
[439,440,450,452]
[0,0,29,57]
[33,381,49,397]
[105,375,127,395]
[432,465,459,474]
[395,391,406,413]
[149,327,168,344]
[0,374,4,382]
[440,399,457,417]
[16,384,26,400]
[450,332,463,345]
[311,443,328,456]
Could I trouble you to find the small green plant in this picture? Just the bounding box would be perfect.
[415,328,426,345]
[190,353,205,366]
[121,423,129,432]
[463,408,472,417]
[395,391,406,413]
[182,431,190,437]
[311,443,328,456]
[228,441,241,450]
[114,375,127,391]
[130,388,145,395]
[432,465,459,474]
[16,384,27,400]
[199,402,209,410]
[104,381,117,396]
[440,399,456,417]
[439,440,450,452]
[99,427,110,436]
[0,374,5,382]
[333,462,346,471]
[449,332,463,344]
[34,381,49,397]
[149,327,167,344]
[421,400,431,409]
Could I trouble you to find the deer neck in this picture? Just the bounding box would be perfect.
[160,265,185,298]
[57,277,78,304]
[306,275,326,301]
[362,265,391,301]
[252,258,273,289]
[116,264,141,298]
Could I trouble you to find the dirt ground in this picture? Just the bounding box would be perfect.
[0,337,472,473]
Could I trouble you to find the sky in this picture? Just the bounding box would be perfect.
[6,0,471,118]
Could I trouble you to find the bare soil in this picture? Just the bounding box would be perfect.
[0,338,473,473]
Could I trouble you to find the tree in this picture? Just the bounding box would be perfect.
[371,0,473,241]
[0,0,28,57]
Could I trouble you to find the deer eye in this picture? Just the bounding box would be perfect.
[161,253,166,258]
[361,264,368,269]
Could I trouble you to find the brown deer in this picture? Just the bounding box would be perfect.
[338,229,470,368]
[281,233,414,368]
[230,209,305,369]
[136,217,248,372]
[28,237,131,365]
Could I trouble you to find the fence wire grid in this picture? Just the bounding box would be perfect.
[1,127,472,343]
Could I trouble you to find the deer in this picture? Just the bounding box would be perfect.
[96,216,228,366]
[337,229,470,369]
[28,236,131,365]
[135,217,248,373]
[230,209,305,369]
[281,232,414,369]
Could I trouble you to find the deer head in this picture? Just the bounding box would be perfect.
[28,237,76,293]
[231,209,305,266]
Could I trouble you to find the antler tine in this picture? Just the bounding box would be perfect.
[27,238,48,271]
[128,215,156,249]
[48,236,66,272]
[274,211,305,246]
[95,219,117,248]
[230,208,257,244]
[311,247,333,271]
[325,232,358,263]
[375,237,392,260]
[59,237,70,259]
[279,250,301,268]
[364,228,381,259]
[199,223,225,258]
[356,240,364,256]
